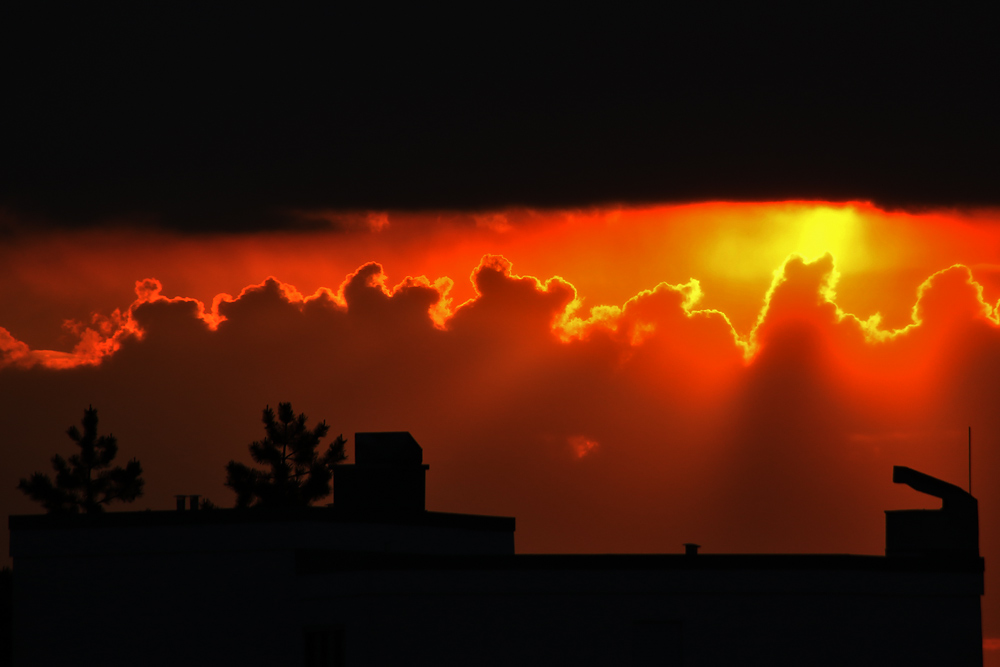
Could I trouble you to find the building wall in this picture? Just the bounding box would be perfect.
[14,548,298,667]
[9,511,513,667]
[10,548,984,665]
[295,557,983,667]
[8,514,984,667]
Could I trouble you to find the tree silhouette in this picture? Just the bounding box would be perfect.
[17,406,144,513]
[225,402,347,509]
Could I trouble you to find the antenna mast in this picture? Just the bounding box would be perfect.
[968,426,972,495]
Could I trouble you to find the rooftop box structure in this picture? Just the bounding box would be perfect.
[333,432,429,514]
[885,465,979,557]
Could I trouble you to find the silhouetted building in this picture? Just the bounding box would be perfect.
[8,435,984,666]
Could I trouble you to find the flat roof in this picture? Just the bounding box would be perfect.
[295,550,986,575]
[8,507,516,532]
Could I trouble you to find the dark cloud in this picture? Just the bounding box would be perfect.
[2,8,1000,232]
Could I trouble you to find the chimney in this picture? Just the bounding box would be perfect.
[684,543,700,556]
[175,495,186,511]
[189,495,200,511]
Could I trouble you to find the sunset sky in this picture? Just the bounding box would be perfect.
[4,5,1000,658]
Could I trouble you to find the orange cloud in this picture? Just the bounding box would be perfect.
[569,436,599,459]
[6,252,1000,409]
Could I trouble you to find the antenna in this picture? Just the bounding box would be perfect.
[968,426,972,496]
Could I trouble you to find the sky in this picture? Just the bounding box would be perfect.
[3,5,1000,659]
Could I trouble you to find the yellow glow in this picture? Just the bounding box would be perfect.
[701,203,870,281]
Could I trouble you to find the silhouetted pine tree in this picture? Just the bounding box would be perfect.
[17,406,144,513]
[225,402,346,509]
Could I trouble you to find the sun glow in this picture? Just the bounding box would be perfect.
[702,203,870,282]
